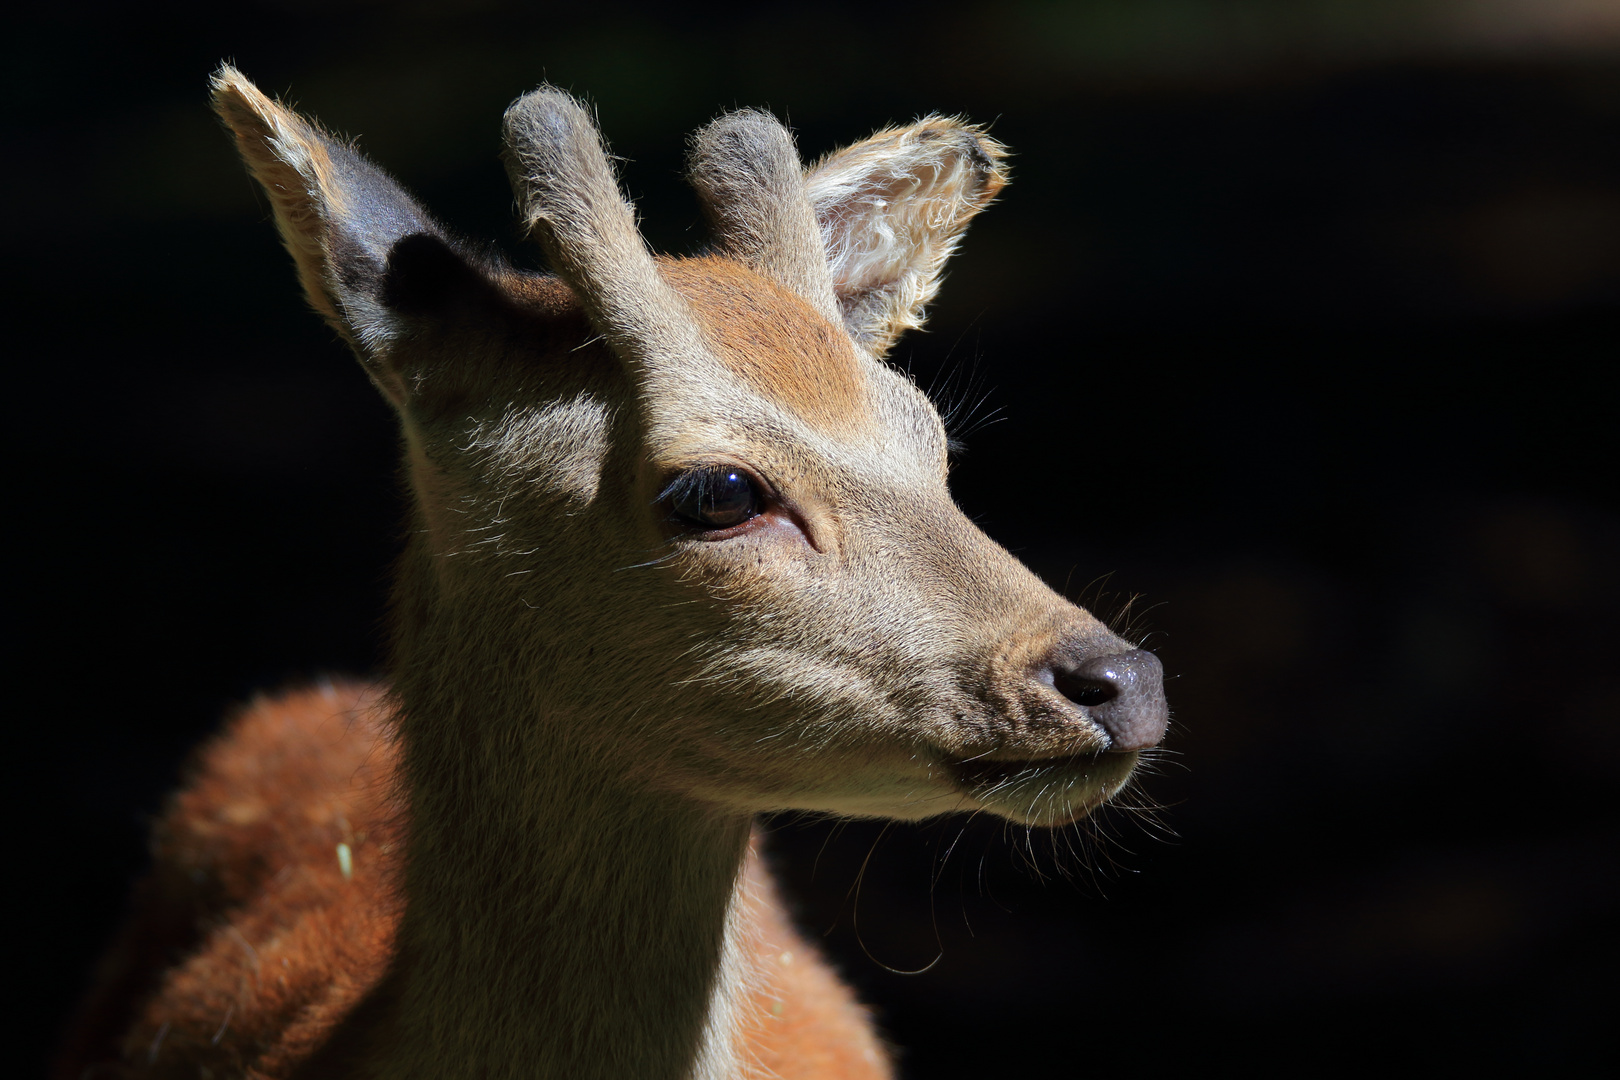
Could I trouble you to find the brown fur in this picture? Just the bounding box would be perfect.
[663,257,869,435]
[59,69,1165,1079]
[57,684,400,1079]
[686,110,844,329]
[57,687,886,1080]
[734,851,890,1079]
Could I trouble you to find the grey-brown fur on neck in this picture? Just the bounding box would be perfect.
[196,66,1142,1080]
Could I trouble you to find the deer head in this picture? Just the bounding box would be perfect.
[210,67,1168,832]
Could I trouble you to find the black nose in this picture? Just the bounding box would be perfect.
[1049,648,1168,751]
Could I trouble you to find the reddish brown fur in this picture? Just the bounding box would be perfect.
[56,684,401,1079]
[496,267,587,314]
[55,71,1136,1079]
[735,855,890,1079]
[57,686,886,1080]
[664,257,870,434]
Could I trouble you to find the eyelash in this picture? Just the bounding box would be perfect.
[660,465,768,532]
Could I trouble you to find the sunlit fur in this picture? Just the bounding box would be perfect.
[55,685,889,1080]
[806,117,1009,357]
[59,67,1155,1079]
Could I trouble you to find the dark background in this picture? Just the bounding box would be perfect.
[11,1,1618,1075]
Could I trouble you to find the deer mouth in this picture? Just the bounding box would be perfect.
[946,750,1139,826]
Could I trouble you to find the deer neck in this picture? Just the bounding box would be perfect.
[380,559,757,1079]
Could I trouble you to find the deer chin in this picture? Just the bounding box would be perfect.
[949,750,1140,827]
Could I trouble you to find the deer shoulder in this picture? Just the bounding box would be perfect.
[56,69,1168,1080]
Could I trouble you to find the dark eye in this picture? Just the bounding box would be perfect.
[666,467,764,530]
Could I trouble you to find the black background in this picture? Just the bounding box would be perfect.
[12,2,1618,1075]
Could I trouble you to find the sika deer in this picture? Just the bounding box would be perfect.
[57,68,1170,1080]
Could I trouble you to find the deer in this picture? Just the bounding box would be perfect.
[55,67,1170,1080]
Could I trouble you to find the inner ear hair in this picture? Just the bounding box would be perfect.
[805,118,1009,358]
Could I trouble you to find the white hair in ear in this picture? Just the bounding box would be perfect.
[805,117,1008,357]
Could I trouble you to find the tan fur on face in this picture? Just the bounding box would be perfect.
[63,71,1160,1080]
[662,257,869,436]
[687,110,843,328]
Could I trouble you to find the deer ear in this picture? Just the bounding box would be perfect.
[805,118,1008,359]
[212,65,488,407]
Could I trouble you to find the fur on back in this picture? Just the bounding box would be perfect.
[55,686,888,1080]
[51,68,1162,1079]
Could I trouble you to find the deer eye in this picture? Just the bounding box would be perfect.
[666,467,764,531]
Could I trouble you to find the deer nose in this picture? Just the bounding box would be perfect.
[1047,648,1168,751]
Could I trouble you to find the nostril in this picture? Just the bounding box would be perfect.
[1051,673,1117,708]
[1042,646,1169,752]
